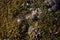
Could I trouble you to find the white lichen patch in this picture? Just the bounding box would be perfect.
[25,8,42,20]
[17,18,22,22]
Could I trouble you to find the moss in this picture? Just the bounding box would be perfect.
[0,0,60,40]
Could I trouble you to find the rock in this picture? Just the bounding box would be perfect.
[28,26,42,40]
[17,18,21,22]
[48,8,52,12]
[44,0,55,6]
[44,0,60,11]
[25,8,42,21]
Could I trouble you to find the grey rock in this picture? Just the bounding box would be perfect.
[44,0,60,11]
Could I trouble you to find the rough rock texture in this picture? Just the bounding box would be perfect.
[44,0,60,12]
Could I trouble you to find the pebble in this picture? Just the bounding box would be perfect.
[17,18,22,22]
[48,8,52,12]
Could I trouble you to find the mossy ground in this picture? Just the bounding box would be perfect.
[0,0,60,40]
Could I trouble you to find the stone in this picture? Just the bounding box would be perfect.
[44,0,60,11]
